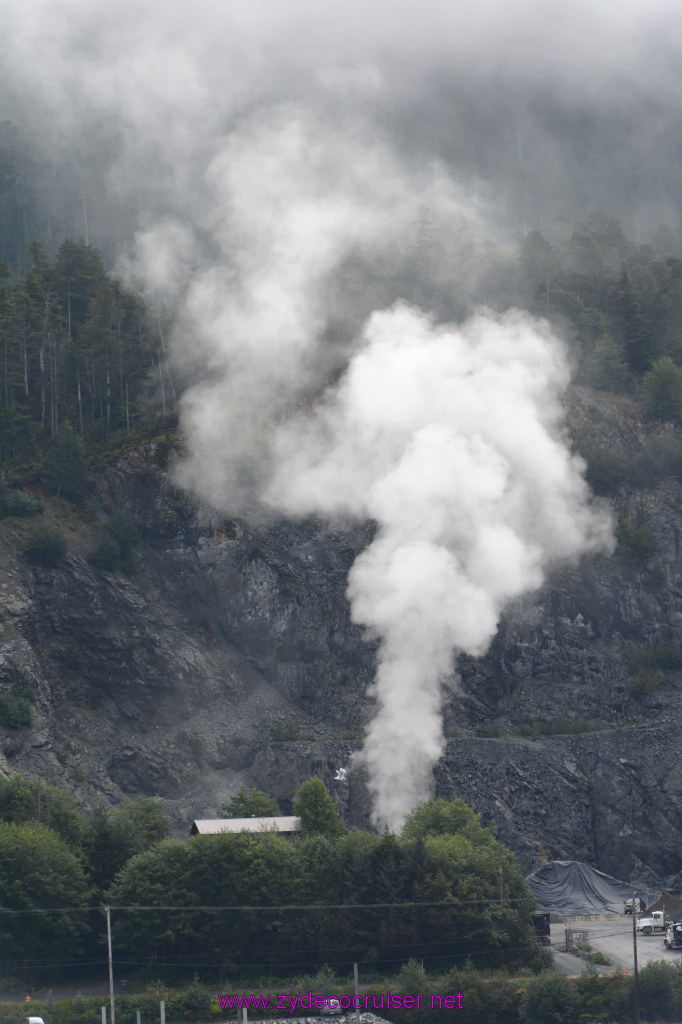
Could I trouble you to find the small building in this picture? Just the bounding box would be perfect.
[190,816,301,836]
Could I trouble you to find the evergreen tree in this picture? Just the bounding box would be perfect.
[42,422,89,500]
[293,777,345,838]
[589,331,629,391]
[609,263,653,372]
[221,786,279,817]
[643,355,682,420]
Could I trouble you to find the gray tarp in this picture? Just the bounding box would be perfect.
[526,860,660,915]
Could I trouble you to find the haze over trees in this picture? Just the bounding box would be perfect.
[0,210,681,486]
[0,237,168,467]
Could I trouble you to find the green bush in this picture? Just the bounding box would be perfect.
[584,950,610,965]
[220,786,279,817]
[581,444,630,496]
[0,689,34,729]
[626,642,681,672]
[397,958,430,994]
[0,488,43,518]
[87,512,139,573]
[625,643,680,696]
[616,514,657,564]
[310,963,339,992]
[181,977,212,1018]
[629,669,662,696]
[632,433,682,486]
[475,723,504,737]
[87,533,121,569]
[644,355,682,421]
[519,971,579,1024]
[638,959,682,1020]
[22,525,67,567]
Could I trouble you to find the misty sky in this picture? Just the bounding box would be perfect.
[4,0,682,235]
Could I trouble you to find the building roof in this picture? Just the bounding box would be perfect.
[190,816,301,836]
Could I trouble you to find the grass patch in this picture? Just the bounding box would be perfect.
[625,643,682,696]
[515,718,600,738]
[474,723,505,738]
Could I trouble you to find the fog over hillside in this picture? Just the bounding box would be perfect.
[3,0,682,244]
[2,0,680,826]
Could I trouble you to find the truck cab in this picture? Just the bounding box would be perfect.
[664,921,682,949]
[636,910,666,934]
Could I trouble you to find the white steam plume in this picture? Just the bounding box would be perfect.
[265,304,613,829]
[129,104,613,828]
[2,0,627,829]
[159,108,478,510]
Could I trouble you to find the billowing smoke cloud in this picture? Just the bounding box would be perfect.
[121,101,612,828]
[265,304,612,827]
[9,0,674,826]
[161,108,480,509]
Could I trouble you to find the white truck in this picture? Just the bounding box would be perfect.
[664,921,682,949]
[636,910,666,934]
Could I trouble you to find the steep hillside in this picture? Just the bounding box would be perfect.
[1,387,681,886]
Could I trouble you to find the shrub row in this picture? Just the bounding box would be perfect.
[4,961,682,1024]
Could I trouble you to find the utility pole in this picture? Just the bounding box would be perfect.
[105,906,115,1024]
[632,892,640,1024]
[354,962,360,1024]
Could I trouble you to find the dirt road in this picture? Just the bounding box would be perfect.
[550,915,681,975]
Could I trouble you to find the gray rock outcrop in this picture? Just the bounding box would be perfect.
[1,388,681,886]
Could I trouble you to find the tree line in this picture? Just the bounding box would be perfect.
[0,776,540,986]
[2,212,682,483]
[516,212,682,416]
[0,239,171,467]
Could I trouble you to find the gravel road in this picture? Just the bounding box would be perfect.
[550,915,682,975]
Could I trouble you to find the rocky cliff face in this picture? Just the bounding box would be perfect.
[1,387,681,886]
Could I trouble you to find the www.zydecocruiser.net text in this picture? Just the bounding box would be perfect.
[218,991,464,1013]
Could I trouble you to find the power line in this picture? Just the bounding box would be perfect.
[0,941,541,974]
[0,896,533,916]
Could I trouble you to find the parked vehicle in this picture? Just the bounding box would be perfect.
[637,910,666,934]
[624,898,642,914]
[664,921,682,949]
[532,910,551,942]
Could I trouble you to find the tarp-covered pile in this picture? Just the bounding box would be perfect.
[526,860,660,915]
